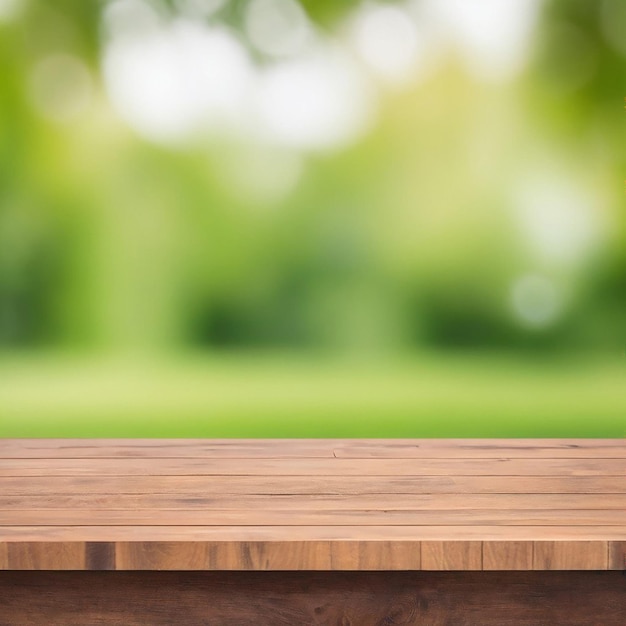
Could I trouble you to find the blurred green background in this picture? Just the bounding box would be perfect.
[0,0,624,437]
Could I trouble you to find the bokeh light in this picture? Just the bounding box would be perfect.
[244,0,312,58]
[0,0,624,437]
[350,4,421,84]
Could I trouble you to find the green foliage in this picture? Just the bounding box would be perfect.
[0,0,624,355]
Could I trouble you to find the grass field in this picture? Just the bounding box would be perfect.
[0,352,624,438]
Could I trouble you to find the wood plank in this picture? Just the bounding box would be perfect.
[85,542,116,570]
[329,541,421,570]
[1,438,624,459]
[2,508,625,526]
[220,541,331,571]
[333,439,626,459]
[7,542,86,570]
[3,474,625,495]
[1,571,625,626]
[0,439,337,459]
[5,539,421,572]
[3,493,626,511]
[421,542,482,570]
[0,538,621,571]
[115,541,335,570]
[482,541,533,570]
[116,542,210,570]
[2,525,626,543]
[533,541,608,570]
[3,457,625,476]
[608,542,626,570]
[0,542,6,569]
[219,541,333,570]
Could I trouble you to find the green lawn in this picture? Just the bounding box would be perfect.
[0,353,624,438]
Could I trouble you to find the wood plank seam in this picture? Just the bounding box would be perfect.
[609,542,626,570]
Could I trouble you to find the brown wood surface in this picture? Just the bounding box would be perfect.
[609,541,626,570]
[1,438,625,458]
[4,457,626,475]
[482,541,533,570]
[0,438,625,571]
[420,541,483,570]
[3,492,626,508]
[2,526,626,542]
[3,474,626,495]
[1,571,625,625]
[3,507,626,526]
[533,541,608,570]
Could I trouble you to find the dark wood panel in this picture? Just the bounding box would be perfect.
[1,571,625,625]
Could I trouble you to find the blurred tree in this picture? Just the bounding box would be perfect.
[0,0,623,355]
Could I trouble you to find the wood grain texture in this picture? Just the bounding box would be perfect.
[0,439,337,459]
[85,542,116,570]
[1,438,625,571]
[116,541,210,570]
[4,457,626,476]
[3,492,626,510]
[482,541,533,570]
[533,541,608,570]
[2,571,625,625]
[2,438,624,458]
[7,542,86,570]
[3,474,625,495]
[332,439,626,459]
[115,541,422,571]
[328,541,421,570]
[3,507,625,526]
[608,542,626,570]
[115,541,335,570]
[2,525,626,542]
[421,541,482,570]
[220,541,333,570]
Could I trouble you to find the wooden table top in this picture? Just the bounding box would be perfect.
[1,438,625,571]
